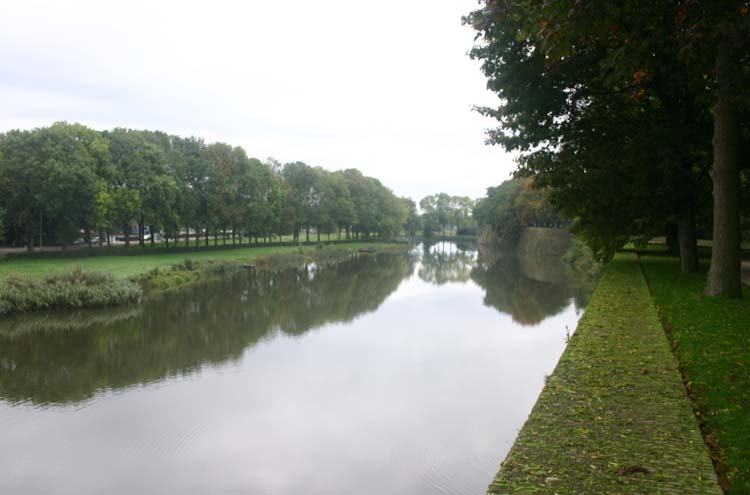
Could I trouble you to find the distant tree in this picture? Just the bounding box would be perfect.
[474,178,566,246]
[0,123,411,251]
[401,197,421,236]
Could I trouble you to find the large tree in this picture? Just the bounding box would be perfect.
[466,0,748,293]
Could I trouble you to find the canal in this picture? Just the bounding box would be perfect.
[0,242,593,494]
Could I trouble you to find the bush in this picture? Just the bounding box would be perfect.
[0,267,142,315]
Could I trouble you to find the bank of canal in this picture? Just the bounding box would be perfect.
[488,252,721,494]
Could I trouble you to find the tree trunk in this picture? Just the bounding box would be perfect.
[25,215,34,252]
[205,228,209,247]
[665,223,679,255]
[677,199,699,273]
[305,226,310,243]
[150,227,155,246]
[317,227,320,242]
[125,225,130,247]
[705,37,742,298]
[139,215,145,247]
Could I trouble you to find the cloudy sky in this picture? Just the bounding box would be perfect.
[0,0,516,201]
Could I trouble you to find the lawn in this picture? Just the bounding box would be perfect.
[639,252,750,493]
[0,243,381,280]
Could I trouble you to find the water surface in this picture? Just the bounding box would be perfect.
[0,242,592,494]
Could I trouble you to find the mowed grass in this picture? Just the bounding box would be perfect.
[639,252,750,493]
[0,243,380,280]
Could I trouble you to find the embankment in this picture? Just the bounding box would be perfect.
[0,243,407,315]
[487,252,720,494]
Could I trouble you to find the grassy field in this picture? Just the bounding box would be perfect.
[489,252,719,494]
[0,243,383,279]
[639,252,750,493]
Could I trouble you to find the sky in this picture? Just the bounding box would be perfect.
[0,0,516,201]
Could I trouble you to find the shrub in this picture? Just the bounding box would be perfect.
[0,267,142,315]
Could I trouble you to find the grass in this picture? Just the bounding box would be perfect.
[0,243,384,280]
[0,242,407,314]
[488,252,720,494]
[0,268,142,315]
[639,252,750,494]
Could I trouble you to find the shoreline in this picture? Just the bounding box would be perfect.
[488,252,720,494]
[0,242,408,316]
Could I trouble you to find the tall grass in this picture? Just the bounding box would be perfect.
[0,267,142,315]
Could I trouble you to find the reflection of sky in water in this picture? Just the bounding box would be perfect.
[0,243,589,494]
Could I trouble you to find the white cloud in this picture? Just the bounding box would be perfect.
[0,0,516,200]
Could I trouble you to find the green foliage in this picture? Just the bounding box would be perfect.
[464,0,744,271]
[0,123,414,250]
[419,193,477,237]
[0,267,142,315]
[474,177,566,245]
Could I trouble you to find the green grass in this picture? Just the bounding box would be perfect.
[0,268,142,315]
[0,242,407,314]
[0,243,383,280]
[639,253,750,494]
[489,252,719,494]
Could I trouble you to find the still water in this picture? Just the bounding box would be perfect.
[0,242,593,494]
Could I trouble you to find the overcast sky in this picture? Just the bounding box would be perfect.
[0,0,516,201]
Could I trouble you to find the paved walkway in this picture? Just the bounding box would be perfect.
[488,253,720,494]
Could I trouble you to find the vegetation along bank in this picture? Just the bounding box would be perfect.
[0,242,407,315]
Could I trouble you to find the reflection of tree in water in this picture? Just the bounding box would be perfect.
[470,244,595,326]
[0,253,414,405]
[417,241,477,285]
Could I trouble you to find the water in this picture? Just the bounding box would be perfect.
[0,242,594,494]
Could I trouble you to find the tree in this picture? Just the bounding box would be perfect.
[0,123,107,250]
[401,197,421,236]
[322,171,357,240]
[0,123,412,251]
[106,128,167,247]
[282,162,317,242]
[465,0,746,288]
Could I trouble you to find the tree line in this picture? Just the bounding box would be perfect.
[465,0,750,297]
[0,122,414,250]
[473,178,569,244]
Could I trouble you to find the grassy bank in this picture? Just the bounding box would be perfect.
[488,253,719,494]
[0,242,392,279]
[0,268,143,315]
[0,242,406,314]
[639,252,750,493]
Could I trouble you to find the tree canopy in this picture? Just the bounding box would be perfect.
[465,0,750,296]
[0,123,412,249]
